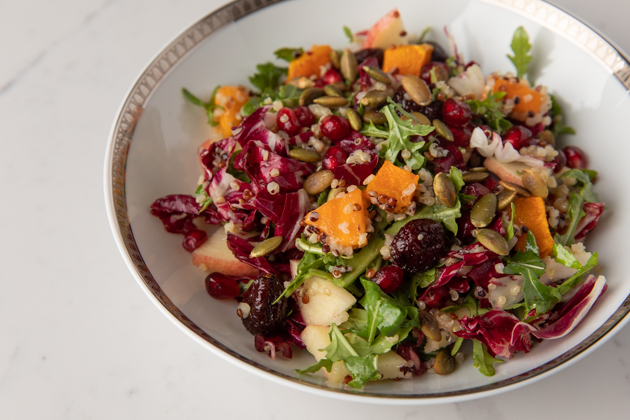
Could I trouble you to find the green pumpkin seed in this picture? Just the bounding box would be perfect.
[304,170,334,195]
[324,84,343,97]
[468,167,487,172]
[418,310,442,342]
[475,229,509,255]
[538,129,555,146]
[497,190,517,211]
[521,169,548,198]
[346,108,363,131]
[340,49,358,83]
[250,236,283,258]
[362,65,391,84]
[411,112,431,126]
[330,81,346,92]
[362,110,387,125]
[330,49,341,69]
[434,348,456,375]
[299,87,324,106]
[462,171,489,183]
[433,119,454,142]
[327,187,344,201]
[288,76,314,89]
[360,90,388,108]
[471,193,497,228]
[401,75,432,106]
[499,180,531,197]
[434,172,457,208]
[313,96,349,108]
[433,65,449,82]
[288,148,321,163]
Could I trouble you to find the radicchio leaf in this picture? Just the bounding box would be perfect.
[232,106,288,156]
[574,202,605,241]
[254,334,293,359]
[226,233,280,277]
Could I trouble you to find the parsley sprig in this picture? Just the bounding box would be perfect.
[508,26,533,79]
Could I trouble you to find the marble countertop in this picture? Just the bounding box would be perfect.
[2,0,629,418]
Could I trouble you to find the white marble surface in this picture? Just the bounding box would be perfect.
[2,0,630,418]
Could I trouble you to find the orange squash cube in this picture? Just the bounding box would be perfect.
[487,76,549,122]
[287,45,332,82]
[213,85,249,138]
[512,196,555,259]
[363,161,419,213]
[382,44,434,76]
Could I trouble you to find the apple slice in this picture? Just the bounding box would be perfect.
[192,228,258,276]
[377,351,409,380]
[362,9,408,49]
[298,276,357,326]
[483,156,533,187]
[300,325,351,383]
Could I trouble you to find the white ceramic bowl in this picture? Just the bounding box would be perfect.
[104,0,630,404]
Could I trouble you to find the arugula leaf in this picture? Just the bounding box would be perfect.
[451,337,464,356]
[554,247,599,295]
[418,26,431,44]
[295,358,333,374]
[504,231,560,315]
[278,249,325,300]
[466,91,512,134]
[449,167,465,192]
[249,62,287,96]
[324,324,359,361]
[507,26,533,79]
[410,268,437,299]
[473,340,503,376]
[193,183,212,212]
[274,47,304,62]
[182,86,222,126]
[275,84,302,108]
[340,308,368,333]
[555,169,599,246]
[345,355,382,388]
[343,26,353,43]
[549,95,576,139]
[506,202,516,241]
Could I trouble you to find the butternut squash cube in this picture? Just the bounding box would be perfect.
[213,85,249,138]
[287,45,332,82]
[512,196,555,259]
[382,44,433,76]
[363,161,419,213]
[486,76,550,122]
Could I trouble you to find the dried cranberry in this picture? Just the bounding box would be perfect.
[241,274,289,336]
[424,41,448,62]
[392,86,443,119]
[205,272,241,300]
[293,106,315,127]
[390,219,448,273]
[371,265,404,294]
[320,115,350,140]
[449,123,473,148]
[563,146,589,169]
[482,172,501,191]
[182,229,207,252]
[355,48,384,66]
[322,68,343,85]
[461,182,491,202]
[420,62,449,85]
[552,149,567,173]
[276,107,301,137]
[441,98,471,126]
[502,126,532,150]
[322,146,347,170]
[529,122,545,137]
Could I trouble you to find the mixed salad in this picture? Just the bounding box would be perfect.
[150,10,607,388]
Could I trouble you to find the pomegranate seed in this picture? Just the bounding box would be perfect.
[276,107,301,137]
[552,149,567,173]
[502,126,532,150]
[205,272,241,299]
[449,123,473,147]
[322,146,347,170]
[461,183,491,202]
[320,115,350,140]
[441,98,471,126]
[293,106,315,127]
[371,265,404,294]
[528,122,545,137]
[482,172,501,191]
[321,68,343,85]
[182,229,207,252]
[420,62,449,85]
[563,146,589,169]
[456,209,477,243]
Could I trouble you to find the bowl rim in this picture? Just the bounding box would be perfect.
[103,0,630,404]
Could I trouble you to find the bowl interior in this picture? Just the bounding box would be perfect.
[118,0,630,399]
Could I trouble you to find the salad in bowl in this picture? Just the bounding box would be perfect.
[149,9,606,389]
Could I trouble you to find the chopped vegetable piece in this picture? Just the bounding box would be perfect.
[382,44,434,76]
[363,161,419,213]
[287,45,332,82]
[213,86,250,138]
[512,196,554,258]
[485,76,550,122]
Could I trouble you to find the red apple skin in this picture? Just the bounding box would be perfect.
[192,228,258,277]
[361,9,406,49]
[483,156,534,187]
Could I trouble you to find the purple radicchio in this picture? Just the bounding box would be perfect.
[254,334,293,359]
[574,202,605,242]
[232,106,288,156]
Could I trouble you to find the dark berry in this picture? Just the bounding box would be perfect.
[441,98,472,126]
[182,229,207,252]
[563,146,589,169]
[320,115,350,140]
[552,149,567,173]
[502,126,532,150]
[482,172,501,192]
[322,68,343,85]
[390,219,448,273]
[456,209,476,243]
[322,146,347,170]
[205,272,241,300]
[354,48,385,66]
[424,41,449,62]
[529,122,545,137]
[420,62,449,85]
[293,106,315,127]
[276,107,301,137]
[241,274,288,336]
[371,265,404,294]
[392,86,443,119]
[461,183,491,203]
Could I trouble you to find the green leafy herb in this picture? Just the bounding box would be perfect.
[549,94,576,139]
[182,86,223,126]
[449,167,465,192]
[506,202,516,241]
[249,62,288,96]
[317,189,329,206]
[555,169,599,246]
[410,268,437,299]
[466,91,512,133]
[274,47,304,62]
[343,26,354,43]
[473,340,503,376]
[507,26,533,79]
[193,183,212,212]
[553,244,599,295]
[295,358,333,374]
[344,355,382,388]
[408,199,462,235]
[418,26,431,44]
[451,337,464,356]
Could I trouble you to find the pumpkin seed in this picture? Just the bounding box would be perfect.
[538,129,555,146]
[411,112,431,126]
[288,76,314,89]
[433,65,449,82]
[401,75,432,106]
[346,108,363,131]
[475,229,509,255]
[418,310,442,342]
[362,110,387,125]
[330,49,341,69]
[330,81,346,91]
[363,65,391,84]
[327,187,344,201]
[360,90,388,108]
[471,193,497,228]
[250,236,283,258]
[499,180,531,197]
[434,348,456,375]
[521,169,548,198]
[434,172,457,207]
[340,49,358,83]
[289,148,321,163]
[304,170,334,195]
[299,87,324,106]
[433,119,454,142]
[497,190,517,211]
[462,171,489,183]
[313,95,349,108]
[324,84,343,97]
[468,167,487,172]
